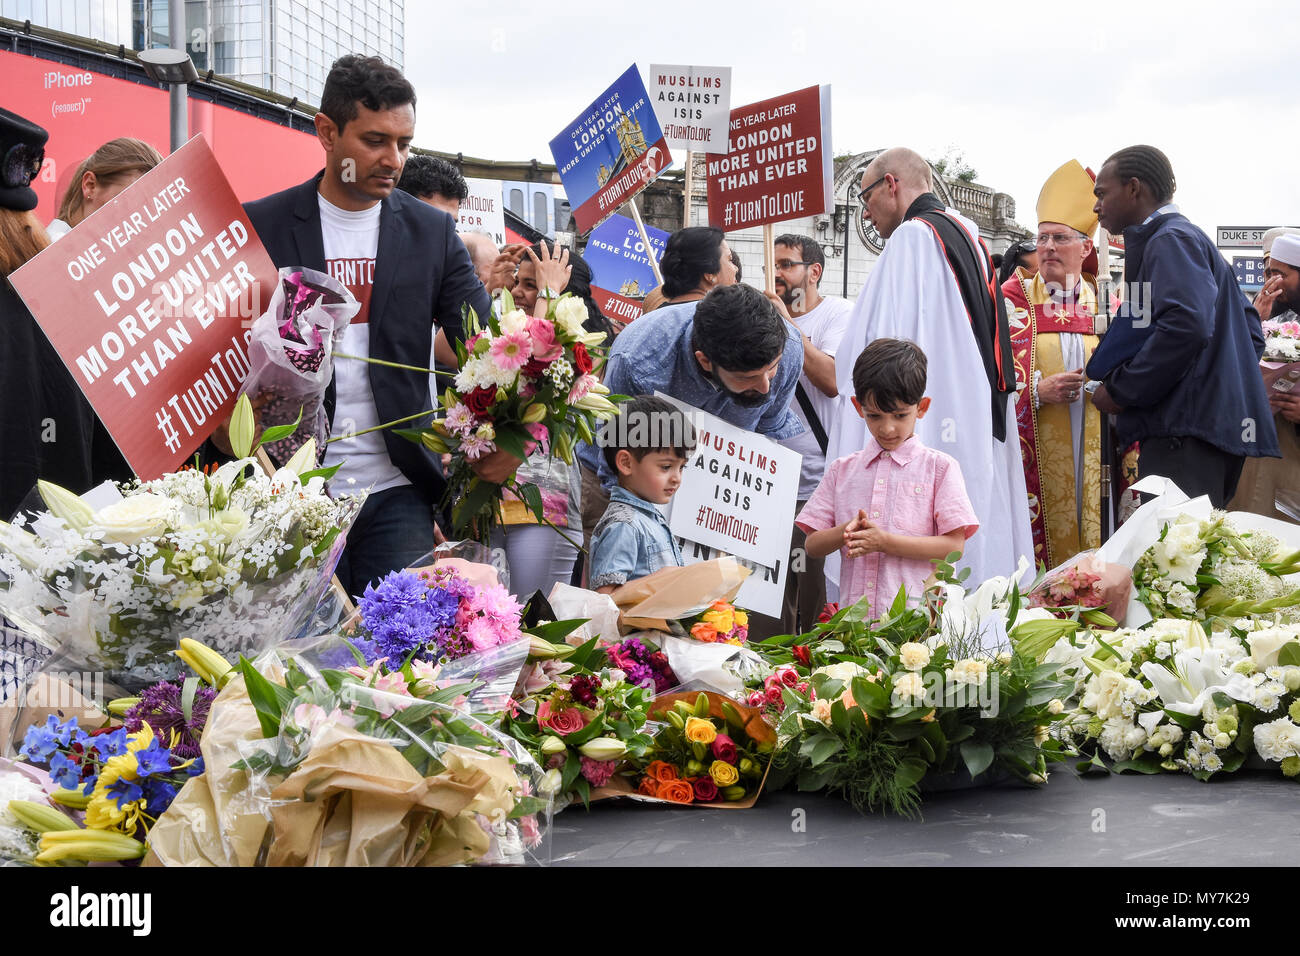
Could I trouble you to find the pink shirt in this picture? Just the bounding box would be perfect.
[796,435,978,619]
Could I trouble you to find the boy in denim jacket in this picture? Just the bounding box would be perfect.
[590,396,696,593]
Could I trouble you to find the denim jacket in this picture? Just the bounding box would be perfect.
[589,486,685,589]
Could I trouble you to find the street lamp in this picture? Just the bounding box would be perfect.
[138,47,198,154]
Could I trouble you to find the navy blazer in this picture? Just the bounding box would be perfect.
[243,173,491,503]
[1087,212,1277,458]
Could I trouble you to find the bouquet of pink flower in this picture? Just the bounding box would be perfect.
[403,290,624,541]
[329,566,524,666]
[1263,317,1300,363]
[1026,552,1131,623]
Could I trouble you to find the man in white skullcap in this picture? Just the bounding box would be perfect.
[1257,231,1300,321]
[1229,231,1300,517]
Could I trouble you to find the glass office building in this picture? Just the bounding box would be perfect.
[1,0,404,104]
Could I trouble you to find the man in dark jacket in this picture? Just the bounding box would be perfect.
[243,55,500,596]
[1087,145,1277,506]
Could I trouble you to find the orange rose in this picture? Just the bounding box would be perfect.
[691,622,720,643]
[637,775,659,796]
[656,779,695,803]
[647,760,678,782]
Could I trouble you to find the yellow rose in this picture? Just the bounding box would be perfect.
[810,698,833,725]
[709,760,740,787]
[684,717,718,744]
[703,607,735,633]
[734,610,748,628]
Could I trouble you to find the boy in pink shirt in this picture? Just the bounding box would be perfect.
[797,338,978,618]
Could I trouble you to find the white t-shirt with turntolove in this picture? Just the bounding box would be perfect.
[781,294,854,499]
[318,194,409,494]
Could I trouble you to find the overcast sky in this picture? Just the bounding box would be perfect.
[407,0,1298,241]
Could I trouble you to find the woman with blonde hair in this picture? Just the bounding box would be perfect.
[46,136,163,241]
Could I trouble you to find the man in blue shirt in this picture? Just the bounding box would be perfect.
[1088,145,1277,507]
[578,283,804,492]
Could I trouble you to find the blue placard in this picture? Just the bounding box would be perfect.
[549,65,672,233]
[583,213,668,300]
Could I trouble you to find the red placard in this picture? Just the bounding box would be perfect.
[591,286,645,323]
[9,135,278,480]
[705,85,833,232]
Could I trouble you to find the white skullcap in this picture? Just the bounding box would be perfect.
[1262,226,1300,257]
[1270,233,1300,269]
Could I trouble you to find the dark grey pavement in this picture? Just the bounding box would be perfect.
[550,769,1300,866]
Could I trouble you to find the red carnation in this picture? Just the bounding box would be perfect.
[463,386,496,417]
[572,342,593,375]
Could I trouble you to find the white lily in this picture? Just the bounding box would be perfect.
[1140,648,1257,716]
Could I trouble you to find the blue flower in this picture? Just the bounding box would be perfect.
[142,777,178,814]
[106,775,143,809]
[48,752,83,790]
[186,756,205,777]
[94,727,129,758]
[133,741,173,777]
[20,716,63,762]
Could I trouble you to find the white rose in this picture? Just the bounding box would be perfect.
[499,307,529,335]
[1082,668,1128,720]
[554,296,589,336]
[899,642,931,671]
[91,493,175,545]
[950,658,989,687]
[892,671,926,703]
[1048,698,1064,715]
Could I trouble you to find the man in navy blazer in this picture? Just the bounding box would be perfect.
[1088,145,1278,507]
[243,55,495,597]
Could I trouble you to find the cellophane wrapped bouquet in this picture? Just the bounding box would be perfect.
[503,631,659,809]
[239,267,357,467]
[0,398,363,692]
[403,291,622,540]
[1133,511,1300,621]
[145,635,552,867]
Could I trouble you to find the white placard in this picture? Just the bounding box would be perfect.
[655,395,800,566]
[647,64,733,153]
[458,177,506,247]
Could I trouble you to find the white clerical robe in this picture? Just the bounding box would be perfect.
[828,208,1034,584]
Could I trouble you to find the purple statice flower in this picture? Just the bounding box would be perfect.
[124,676,216,761]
